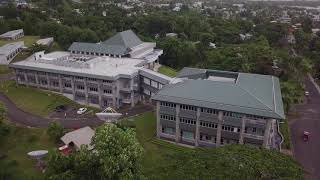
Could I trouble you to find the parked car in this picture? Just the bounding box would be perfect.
[305,91,309,96]
[77,107,87,115]
[55,105,66,112]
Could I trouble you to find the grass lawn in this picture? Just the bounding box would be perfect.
[0,123,55,180]
[119,112,195,179]
[0,65,11,74]
[0,36,40,47]
[280,119,291,150]
[0,81,81,117]
[158,66,178,77]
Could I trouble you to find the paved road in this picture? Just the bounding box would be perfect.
[290,75,320,180]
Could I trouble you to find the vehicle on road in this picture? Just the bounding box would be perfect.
[77,107,87,115]
[303,131,310,142]
[305,91,310,96]
[55,105,66,112]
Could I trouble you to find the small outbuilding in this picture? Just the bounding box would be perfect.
[36,37,54,47]
[60,126,95,150]
[0,29,24,40]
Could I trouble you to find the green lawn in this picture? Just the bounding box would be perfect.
[280,119,291,150]
[0,123,55,180]
[0,36,40,47]
[158,66,178,77]
[0,81,80,117]
[0,65,11,74]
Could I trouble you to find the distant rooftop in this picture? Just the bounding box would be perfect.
[0,41,24,55]
[0,29,23,38]
[153,67,285,119]
[10,51,145,79]
[68,30,144,56]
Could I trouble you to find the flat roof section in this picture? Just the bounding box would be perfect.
[0,41,24,56]
[11,52,144,79]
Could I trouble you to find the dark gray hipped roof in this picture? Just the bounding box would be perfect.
[68,30,143,56]
[153,68,285,120]
[102,30,143,49]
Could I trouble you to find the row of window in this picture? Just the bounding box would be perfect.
[180,117,196,125]
[160,114,176,121]
[160,102,176,108]
[201,108,218,114]
[159,101,268,120]
[180,105,196,111]
[103,89,112,94]
[143,77,163,89]
[200,121,218,129]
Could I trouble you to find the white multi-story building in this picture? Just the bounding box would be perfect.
[0,41,24,64]
[0,29,24,40]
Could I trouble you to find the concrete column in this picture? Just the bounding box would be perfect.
[239,116,246,144]
[112,82,117,108]
[156,101,161,138]
[35,72,40,88]
[175,104,180,143]
[98,80,103,108]
[58,74,63,93]
[71,77,75,101]
[84,78,89,105]
[116,80,120,108]
[46,73,50,89]
[195,107,201,147]
[216,111,223,147]
[23,72,29,87]
[130,78,135,108]
[263,119,272,149]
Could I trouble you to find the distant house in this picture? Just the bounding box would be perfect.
[0,29,24,40]
[61,126,95,150]
[166,33,178,38]
[36,37,54,47]
[173,6,181,12]
[239,33,252,41]
[0,41,24,64]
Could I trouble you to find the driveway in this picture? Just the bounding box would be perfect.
[290,75,320,180]
[0,73,154,129]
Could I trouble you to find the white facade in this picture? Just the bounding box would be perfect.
[0,29,24,40]
[0,41,24,64]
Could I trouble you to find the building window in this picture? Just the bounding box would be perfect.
[89,87,98,92]
[151,80,158,88]
[201,108,218,114]
[180,105,196,111]
[200,121,218,129]
[143,77,150,85]
[64,83,72,88]
[103,80,112,83]
[103,89,112,94]
[88,78,97,82]
[160,101,176,108]
[180,117,196,125]
[182,131,194,140]
[158,83,163,89]
[252,127,257,133]
[162,127,175,135]
[77,85,85,90]
[160,114,176,121]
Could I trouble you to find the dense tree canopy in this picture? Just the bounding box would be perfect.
[153,145,303,179]
[45,124,143,180]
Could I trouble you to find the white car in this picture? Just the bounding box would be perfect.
[77,107,87,115]
[305,91,310,96]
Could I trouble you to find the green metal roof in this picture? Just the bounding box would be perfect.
[152,68,285,120]
[68,30,142,56]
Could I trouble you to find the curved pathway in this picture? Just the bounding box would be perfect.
[0,73,154,128]
[0,92,104,128]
